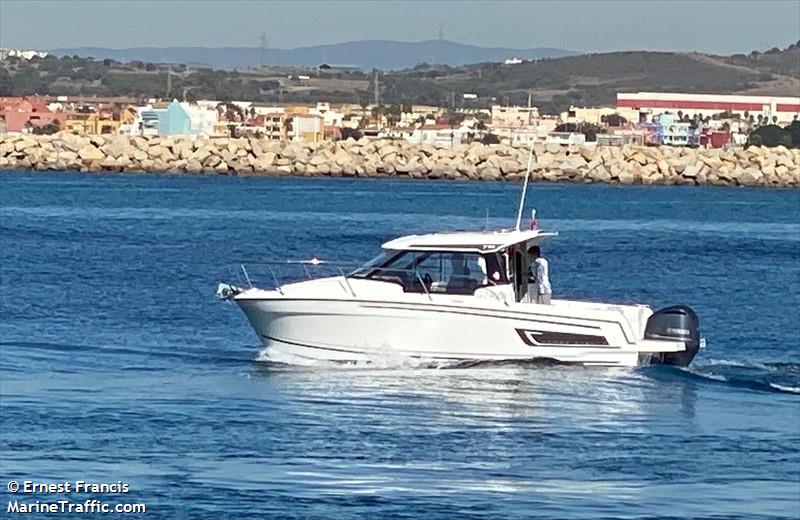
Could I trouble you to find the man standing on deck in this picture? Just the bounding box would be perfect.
[528,246,552,304]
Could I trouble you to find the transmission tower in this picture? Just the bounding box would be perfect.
[437,22,445,65]
[373,69,380,106]
[259,32,269,68]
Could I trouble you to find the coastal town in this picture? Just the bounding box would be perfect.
[2,90,798,147]
[1,47,799,187]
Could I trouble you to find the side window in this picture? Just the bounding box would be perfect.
[412,253,486,295]
[359,251,507,295]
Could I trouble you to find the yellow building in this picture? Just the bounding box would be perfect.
[63,113,121,135]
[262,113,287,141]
[560,106,621,125]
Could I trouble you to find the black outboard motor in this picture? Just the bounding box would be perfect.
[645,305,701,366]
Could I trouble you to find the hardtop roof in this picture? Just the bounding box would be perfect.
[381,229,558,254]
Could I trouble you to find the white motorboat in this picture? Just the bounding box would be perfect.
[218,148,702,368]
[217,226,702,367]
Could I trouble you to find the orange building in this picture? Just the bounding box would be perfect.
[0,97,65,132]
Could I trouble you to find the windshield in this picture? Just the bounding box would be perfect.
[349,251,396,277]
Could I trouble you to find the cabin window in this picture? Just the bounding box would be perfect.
[351,250,507,295]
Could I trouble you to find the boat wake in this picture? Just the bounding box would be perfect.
[256,345,447,370]
[255,344,577,371]
[646,359,800,395]
[256,346,800,395]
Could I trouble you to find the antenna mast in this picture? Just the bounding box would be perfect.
[259,32,268,68]
[515,141,536,231]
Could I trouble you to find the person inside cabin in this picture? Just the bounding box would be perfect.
[527,245,552,304]
[447,253,471,293]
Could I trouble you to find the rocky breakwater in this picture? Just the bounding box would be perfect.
[0,133,798,187]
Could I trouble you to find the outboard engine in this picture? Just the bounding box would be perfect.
[645,305,701,366]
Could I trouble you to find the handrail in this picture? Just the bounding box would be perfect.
[414,271,433,301]
[231,258,500,299]
[240,264,252,288]
[266,265,284,295]
[336,266,357,298]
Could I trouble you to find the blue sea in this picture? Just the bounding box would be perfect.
[1,171,798,519]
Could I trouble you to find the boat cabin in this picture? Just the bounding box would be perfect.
[349,229,557,303]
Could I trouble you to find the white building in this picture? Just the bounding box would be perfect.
[617,92,800,124]
[491,105,540,128]
[291,114,324,142]
[310,102,344,128]
[252,105,286,117]
[408,125,456,146]
[0,48,48,60]
[407,120,484,146]
[545,132,587,146]
[181,102,219,136]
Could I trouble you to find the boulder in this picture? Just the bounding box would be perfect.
[214,161,229,174]
[58,151,79,164]
[589,165,611,182]
[260,151,277,166]
[542,168,563,181]
[580,146,596,162]
[309,154,328,166]
[78,145,104,163]
[618,169,636,184]
[682,164,700,179]
[14,137,38,152]
[545,143,562,154]
[737,167,763,186]
[500,159,522,175]
[776,154,796,169]
[204,155,222,168]
[160,148,176,162]
[537,153,555,167]
[631,151,648,165]
[250,139,264,157]
[561,154,587,172]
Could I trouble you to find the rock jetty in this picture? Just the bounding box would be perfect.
[0,133,797,187]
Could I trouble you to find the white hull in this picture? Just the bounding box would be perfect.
[233,278,689,367]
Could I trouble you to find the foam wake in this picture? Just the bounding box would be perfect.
[255,344,450,370]
[656,359,800,395]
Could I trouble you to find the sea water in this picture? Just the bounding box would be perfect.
[1,172,798,519]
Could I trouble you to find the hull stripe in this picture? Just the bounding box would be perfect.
[261,334,364,354]
[359,304,607,333]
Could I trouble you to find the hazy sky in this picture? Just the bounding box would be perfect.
[1,0,798,54]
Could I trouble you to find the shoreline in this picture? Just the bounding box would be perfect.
[2,169,797,191]
[1,134,797,188]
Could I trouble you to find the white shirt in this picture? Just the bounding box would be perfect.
[531,257,552,295]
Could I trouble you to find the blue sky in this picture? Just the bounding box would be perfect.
[1,0,798,54]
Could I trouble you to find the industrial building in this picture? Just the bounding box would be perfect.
[617,92,800,124]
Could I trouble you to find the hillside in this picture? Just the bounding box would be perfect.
[384,44,800,112]
[50,40,575,71]
[2,43,798,113]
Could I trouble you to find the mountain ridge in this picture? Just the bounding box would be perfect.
[50,39,576,70]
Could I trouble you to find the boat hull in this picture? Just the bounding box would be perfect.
[235,296,680,367]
